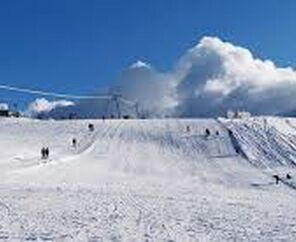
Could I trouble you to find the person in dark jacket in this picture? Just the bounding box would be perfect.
[88,123,94,132]
[205,128,210,137]
[72,138,77,148]
[286,173,292,180]
[273,175,280,184]
[41,147,46,159]
[186,125,190,133]
[45,147,49,159]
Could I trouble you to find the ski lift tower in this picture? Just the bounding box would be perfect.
[112,93,122,119]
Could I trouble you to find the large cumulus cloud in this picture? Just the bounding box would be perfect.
[118,36,296,117]
[174,37,296,117]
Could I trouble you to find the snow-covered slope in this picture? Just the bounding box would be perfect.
[0,118,262,185]
[222,117,296,168]
[1,117,296,241]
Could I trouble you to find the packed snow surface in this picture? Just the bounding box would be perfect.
[1,117,296,241]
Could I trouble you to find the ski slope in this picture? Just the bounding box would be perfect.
[1,117,296,241]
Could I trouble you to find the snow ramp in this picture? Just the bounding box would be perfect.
[222,117,296,169]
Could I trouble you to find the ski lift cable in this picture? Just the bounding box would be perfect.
[0,84,113,100]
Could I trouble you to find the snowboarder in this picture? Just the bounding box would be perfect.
[72,138,77,148]
[273,175,280,185]
[88,123,94,132]
[286,173,292,180]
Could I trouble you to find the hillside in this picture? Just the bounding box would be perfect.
[1,117,296,240]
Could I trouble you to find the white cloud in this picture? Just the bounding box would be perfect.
[27,98,74,115]
[0,103,8,111]
[129,60,152,69]
[174,36,296,116]
[116,60,177,117]
[116,37,296,117]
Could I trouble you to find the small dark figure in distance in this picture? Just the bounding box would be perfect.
[286,173,292,180]
[205,128,210,137]
[41,147,46,159]
[216,131,219,136]
[102,116,105,121]
[72,138,77,148]
[88,123,94,132]
[273,175,280,185]
[234,147,240,154]
[186,125,190,133]
[44,147,49,159]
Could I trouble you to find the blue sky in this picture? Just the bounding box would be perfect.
[0,0,296,106]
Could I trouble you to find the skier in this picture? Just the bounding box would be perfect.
[286,173,292,180]
[273,175,280,185]
[205,128,210,137]
[216,130,219,136]
[41,147,46,159]
[72,138,77,148]
[186,125,190,133]
[88,123,94,132]
[45,147,49,159]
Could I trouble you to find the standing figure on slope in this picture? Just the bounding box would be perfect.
[45,147,49,159]
[186,125,190,133]
[41,147,46,159]
[273,175,280,185]
[205,128,210,137]
[88,123,94,132]
[72,138,77,148]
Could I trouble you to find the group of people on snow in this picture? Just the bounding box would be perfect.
[41,147,49,159]
[185,125,220,138]
[273,173,292,185]
[40,123,95,160]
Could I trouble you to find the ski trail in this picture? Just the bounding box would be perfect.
[216,119,249,159]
